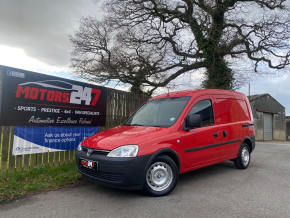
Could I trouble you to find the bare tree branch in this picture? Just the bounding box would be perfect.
[72,0,290,92]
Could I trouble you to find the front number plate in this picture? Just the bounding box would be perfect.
[79,158,98,171]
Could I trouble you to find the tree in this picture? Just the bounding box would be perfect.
[70,17,202,95]
[101,0,290,89]
[71,0,290,93]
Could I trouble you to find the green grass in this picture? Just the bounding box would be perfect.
[0,163,84,203]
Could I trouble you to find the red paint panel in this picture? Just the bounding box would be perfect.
[181,125,222,168]
[214,95,247,159]
[236,100,250,121]
[215,98,235,124]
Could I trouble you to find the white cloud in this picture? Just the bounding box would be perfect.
[0,45,66,73]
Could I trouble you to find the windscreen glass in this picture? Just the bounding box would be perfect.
[124,97,191,127]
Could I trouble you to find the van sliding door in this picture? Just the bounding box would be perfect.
[213,95,249,160]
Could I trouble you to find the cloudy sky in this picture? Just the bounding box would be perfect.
[0,0,289,115]
[0,0,103,76]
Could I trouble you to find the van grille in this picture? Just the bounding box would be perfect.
[78,166,124,183]
[81,146,110,155]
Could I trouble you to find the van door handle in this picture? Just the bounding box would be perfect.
[213,132,219,138]
[223,130,227,137]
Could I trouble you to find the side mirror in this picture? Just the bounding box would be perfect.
[186,114,201,129]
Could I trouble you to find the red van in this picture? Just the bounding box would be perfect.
[76,89,255,196]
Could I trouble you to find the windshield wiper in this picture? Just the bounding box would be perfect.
[151,125,167,127]
[130,124,145,126]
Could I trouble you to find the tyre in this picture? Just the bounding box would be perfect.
[234,143,251,169]
[143,155,178,197]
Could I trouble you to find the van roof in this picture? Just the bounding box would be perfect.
[151,89,246,99]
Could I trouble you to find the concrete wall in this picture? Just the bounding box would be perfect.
[286,122,290,141]
[252,110,264,141]
[273,113,286,141]
[249,95,286,141]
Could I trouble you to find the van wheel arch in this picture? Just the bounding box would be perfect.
[241,137,253,153]
[144,149,180,175]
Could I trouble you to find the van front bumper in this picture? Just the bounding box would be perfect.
[75,149,152,190]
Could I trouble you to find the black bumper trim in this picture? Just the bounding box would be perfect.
[185,139,241,153]
[78,165,124,183]
[249,135,255,152]
[81,174,144,190]
[75,151,152,190]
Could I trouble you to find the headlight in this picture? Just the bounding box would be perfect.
[107,145,139,158]
[77,142,82,151]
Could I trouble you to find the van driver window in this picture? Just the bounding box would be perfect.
[188,100,214,126]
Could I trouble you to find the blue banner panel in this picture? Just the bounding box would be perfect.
[12,126,99,155]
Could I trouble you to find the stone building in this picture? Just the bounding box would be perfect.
[248,94,286,141]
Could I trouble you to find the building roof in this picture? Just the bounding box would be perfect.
[247,94,269,102]
[248,93,285,108]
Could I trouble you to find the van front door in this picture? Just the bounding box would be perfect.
[181,96,222,170]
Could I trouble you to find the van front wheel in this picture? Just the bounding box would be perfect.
[234,143,250,169]
[143,155,178,197]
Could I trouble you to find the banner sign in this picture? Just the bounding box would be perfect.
[12,126,99,155]
[0,65,107,126]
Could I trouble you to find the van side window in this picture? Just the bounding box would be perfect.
[188,100,214,126]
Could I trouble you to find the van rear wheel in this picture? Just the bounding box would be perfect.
[234,143,250,169]
[143,155,178,197]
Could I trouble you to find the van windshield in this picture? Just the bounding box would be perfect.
[123,96,191,127]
